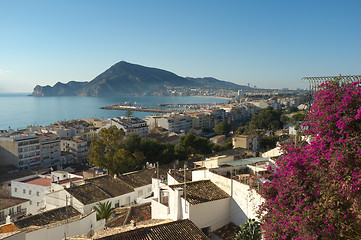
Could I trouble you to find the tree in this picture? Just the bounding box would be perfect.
[88,126,125,175]
[280,115,290,125]
[178,133,213,157]
[260,135,279,150]
[259,79,361,239]
[247,107,282,131]
[291,113,305,122]
[94,201,115,220]
[234,218,261,240]
[215,121,231,135]
[112,149,144,174]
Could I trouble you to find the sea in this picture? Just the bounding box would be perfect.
[0,93,228,130]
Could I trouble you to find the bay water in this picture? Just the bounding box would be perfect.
[0,93,228,130]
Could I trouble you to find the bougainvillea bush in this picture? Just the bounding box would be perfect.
[259,79,361,239]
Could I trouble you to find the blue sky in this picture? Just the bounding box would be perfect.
[1,0,360,92]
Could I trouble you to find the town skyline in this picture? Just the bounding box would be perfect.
[1,1,361,92]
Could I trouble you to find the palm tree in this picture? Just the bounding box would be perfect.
[93,201,115,220]
[234,218,261,240]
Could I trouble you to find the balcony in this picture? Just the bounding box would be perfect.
[0,209,26,224]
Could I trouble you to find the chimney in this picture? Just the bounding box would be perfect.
[173,188,183,220]
[130,220,136,227]
[5,215,11,224]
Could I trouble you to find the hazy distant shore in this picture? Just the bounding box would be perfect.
[190,95,232,101]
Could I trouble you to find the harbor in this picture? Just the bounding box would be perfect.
[100,101,223,113]
[100,105,179,113]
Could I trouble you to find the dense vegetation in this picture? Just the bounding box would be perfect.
[259,79,361,239]
[89,127,232,175]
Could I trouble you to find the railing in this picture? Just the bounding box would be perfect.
[0,209,26,223]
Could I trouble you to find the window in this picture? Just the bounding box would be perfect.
[37,202,40,207]
[138,190,143,197]
[29,190,32,195]
[115,202,119,208]
[0,211,4,218]
[29,201,32,205]
[14,188,17,192]
[23,189,26,194]
[9,208,14,214]
[36,191,39,196]
[17,206,21,212]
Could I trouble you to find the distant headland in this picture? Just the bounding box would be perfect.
[30,61,250,97]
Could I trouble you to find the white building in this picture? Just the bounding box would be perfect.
[10,172,83,215]
[61,137,88,164]
[47,169,162,214]
[3,206,105,240]
[37,133,61,167]
[194,155,234,169]
[192,169,264,224]
[0,196,29,225]
[108,117,148,137]
[11,175,53,214]
[152,179,231,233]
[156,114,192,133]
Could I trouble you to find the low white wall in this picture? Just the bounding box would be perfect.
[189,198,230,231]
[25,211,105,240]
[151,199,169,219]
[192,170,263,225]
[45,189,84,213]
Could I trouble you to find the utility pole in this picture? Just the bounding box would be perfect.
[184,163,187,213]
[157,161,159,180]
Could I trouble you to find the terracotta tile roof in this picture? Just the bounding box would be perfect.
[0,195,28,211]
[57,177,83,184]
[0,223,18,233]
[213,222,241,240]
[106,203,151,228]
[22,177,52,187]
[118,168,168,188]
[97,219,209,240]
[14,206,80,229]
[168,169,192,183]
[119,168,168,188]
[0,167,48,185]
[169,180,230,205]
[66,175,134,205]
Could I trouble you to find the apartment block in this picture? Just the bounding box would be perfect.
[61,137,88,164]
[157,114,192,133]
[109,117,148,137]
[0,134,41,169]
[36,133,61,167]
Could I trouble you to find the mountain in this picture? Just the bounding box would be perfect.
[31,61,248,96]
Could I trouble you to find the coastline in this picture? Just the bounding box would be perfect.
[0,95,228,130]
[190,95,232,101]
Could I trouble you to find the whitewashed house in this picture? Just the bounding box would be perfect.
[46,169,164,214]
[11,175,53,214]
[2,206,105,240]
[0,196,29,224]
[152,179,231,233]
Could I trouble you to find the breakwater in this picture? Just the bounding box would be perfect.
[100,105,181,113]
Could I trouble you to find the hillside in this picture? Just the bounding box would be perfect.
[31,61,248,96]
